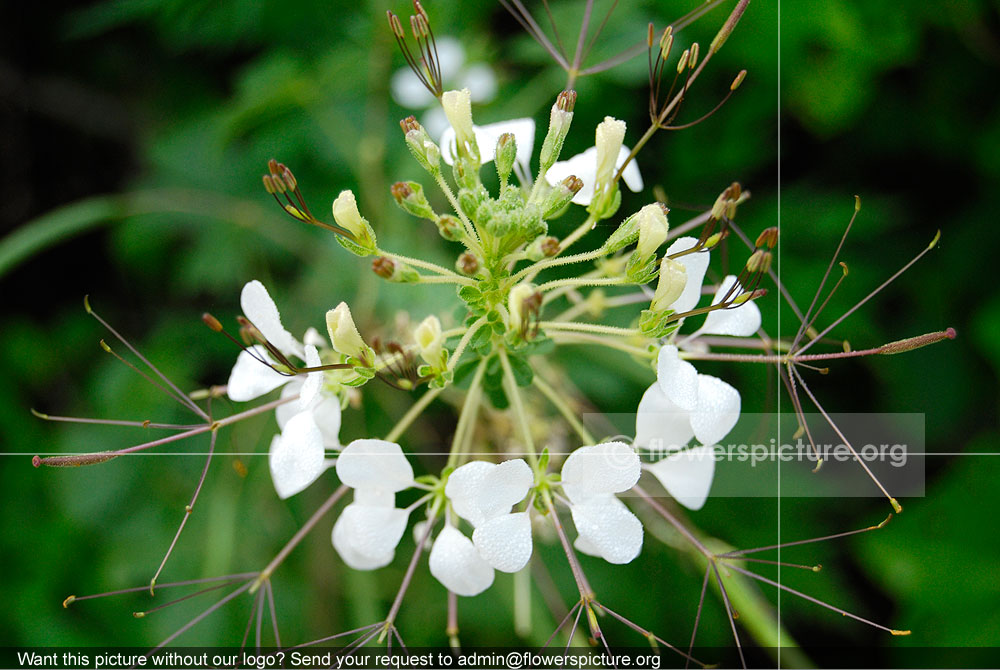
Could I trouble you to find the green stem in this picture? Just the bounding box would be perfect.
[559,212,600,254]
[550,331,654,358]
[447,316,488,373]
[499,349,538,468]
[541,320,640,338]
[415,274,475,286]
[446,360,487,469]
[432,172,484,256]
[377,248,466,279]
[532,375,596,445]
[511,245,609,284]
[384,386,443,443]
[537,276,630,294]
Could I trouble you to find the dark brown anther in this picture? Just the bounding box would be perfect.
[268,158,280,175]
[562,175,584,194]
[647,23,655,48]
[556,90,577,113]
[457,251,479,276]
[400,116,421,134]
[540,236,560,257]
[372,256,395,279]
[391,181,414,203]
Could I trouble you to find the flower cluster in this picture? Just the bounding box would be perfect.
[36,0,954,657]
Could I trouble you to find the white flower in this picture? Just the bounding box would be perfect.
[560,442,643,564]
[634,345,739,510]
[544,144,643,206]
[332,439,415,570]
[225,281,343,498]
[440,117,536,173]
[430,459,534,597]
[268,411,332,500]
[391,36,497,138]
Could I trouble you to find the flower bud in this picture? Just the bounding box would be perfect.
[650,257,687,312]
[635,203,669,259]
[436,214,463,242]
[391,181,436,220]
[414,315,445,367]
[457,251,480,276]
[332,190,376,252]
[495,133,517,186]
[526,235,560,261]
[541,175,583,218]
[589,116,626,219]
[441,89,480,165]
[400,116,441,174]
[326,302,371,364]
[372,256,420,283]
[539,90,576,171]
[508,283,540,334]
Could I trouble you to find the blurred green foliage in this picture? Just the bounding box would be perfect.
[1,0,999,665]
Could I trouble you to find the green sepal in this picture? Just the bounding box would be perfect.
[336,235,375,257]
[638,309,681,339]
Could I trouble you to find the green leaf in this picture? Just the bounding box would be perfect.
[506,354,534,387]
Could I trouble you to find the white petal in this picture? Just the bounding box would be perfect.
[645,444,716,510]
[353,488,394,507]
[480,459,534,519]
[331,504,409,570]
[573,533,602,558]
[298,345,323,408]
[444,461,493,527]
[656,345,699,411]
[303,326,327,348]
[429,526,495,596]
[617,145,643,193]
[691,374,740,446]
[460,63,497,103]
[269,412,326,499]
[481,118,535,168]
[311,392,342,449]
[440,118,536,167]
[634,383,694,451]
[702,275,762,337]
[560,442,640,504]
[570,496,643,564]
[275,378,304,430]
[544,145,641,206]
[664,237,710,314]
[336,440,414,493]
[446,459,532,526]
[472,512,532,573]
[240,280,303,358]
[227,345,288,402]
